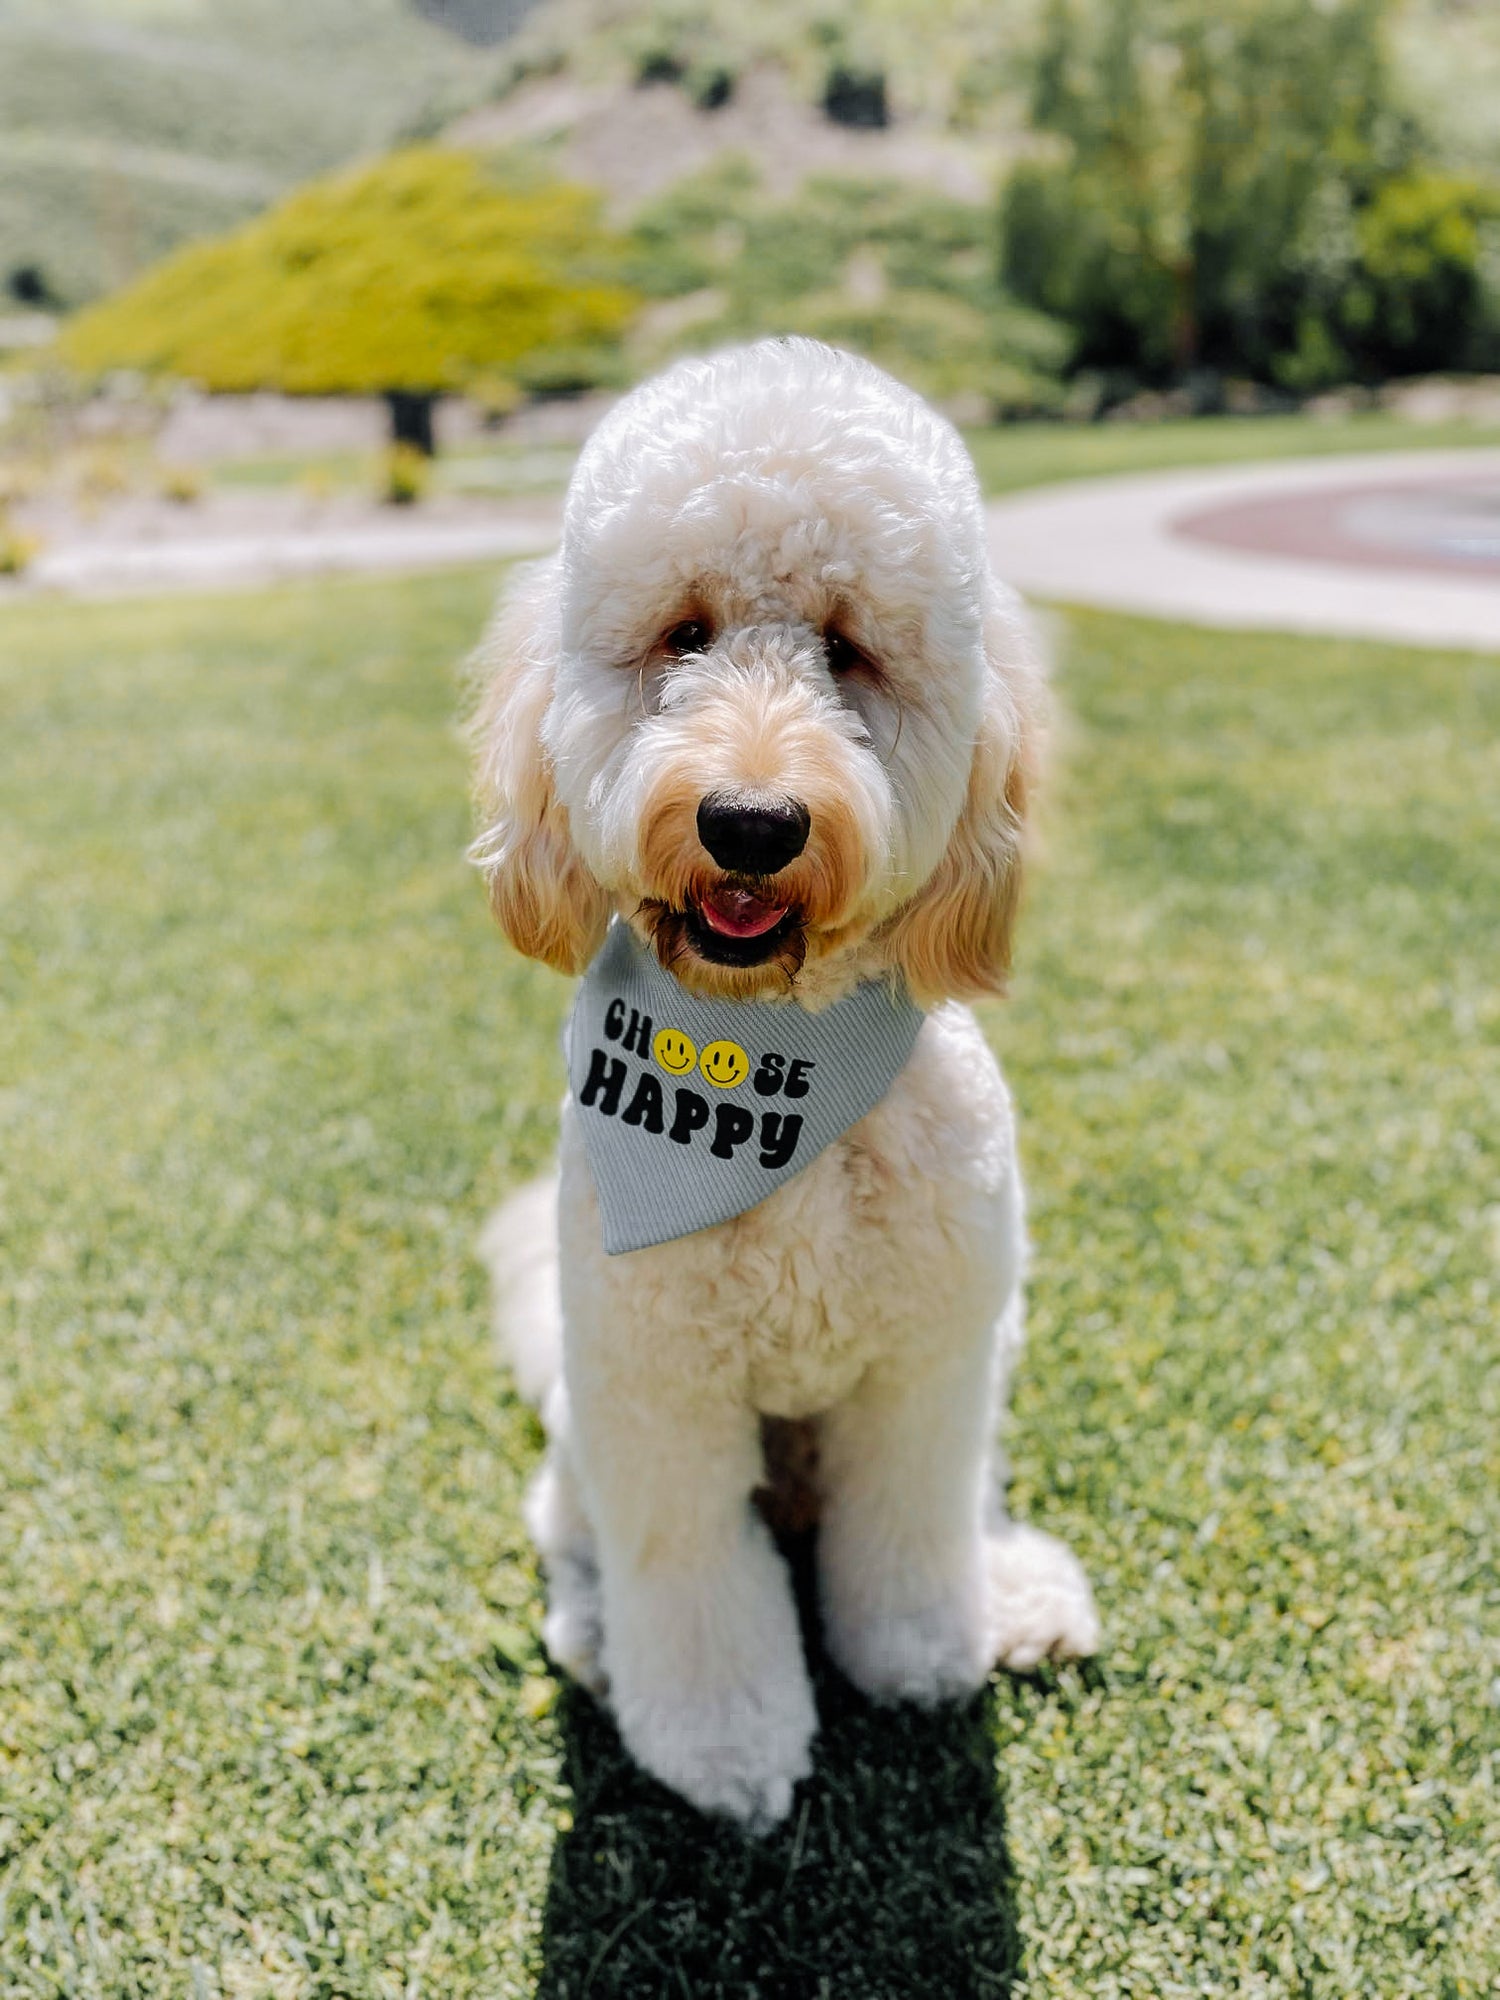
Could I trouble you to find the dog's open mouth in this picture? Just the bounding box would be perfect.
[699,883,788,940]
[684,882,800,967]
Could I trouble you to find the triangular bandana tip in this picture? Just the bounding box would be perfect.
[566,923,924,1254]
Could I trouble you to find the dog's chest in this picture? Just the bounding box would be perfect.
[686,1006,1021,1418]
[735,1167,889,1416]
[563,1005,1022,1419]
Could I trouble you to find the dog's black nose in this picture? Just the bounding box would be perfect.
[696,792,811,875]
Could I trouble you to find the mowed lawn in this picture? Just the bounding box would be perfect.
[1,571,1497,2000]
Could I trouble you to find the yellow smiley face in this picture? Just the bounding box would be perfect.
[653,1026,698,1076]
[699,1039,750,1089]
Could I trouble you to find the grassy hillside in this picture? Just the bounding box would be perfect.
[458,0,1500,201]
[7,0,1499,317]
[0,0,513,307]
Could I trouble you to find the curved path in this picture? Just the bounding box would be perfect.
[985,448,1500,653]
[5,448,1499,654]
[13,502,562,599]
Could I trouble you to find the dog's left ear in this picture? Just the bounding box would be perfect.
[878,587,1044,1005]
[468,556,612,974]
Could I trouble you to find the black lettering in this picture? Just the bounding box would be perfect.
[784,1058,815,1099]
[603,998,626,1041]
[621,1007,653,1058]
[753,1052,785,1096]
[668,1089,710,1145]
[711,1103,755,1160]
[621,1070,665,1133]
[759,1111,803,1169]
[580,1048,626,1116]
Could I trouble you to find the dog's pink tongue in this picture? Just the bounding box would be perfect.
[700,885,788,939]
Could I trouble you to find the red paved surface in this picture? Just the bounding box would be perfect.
[1174,473,1500,581]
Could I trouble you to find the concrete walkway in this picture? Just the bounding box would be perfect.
[14,505,562,600]
[986,448,1500,653]
[6,448,1500,655]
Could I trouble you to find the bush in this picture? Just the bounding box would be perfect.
[0,511,38,575]
[382,443,431,506]
[58,149,639,437]
[1002,157,1181,379]
[627,167,1074,416]
[779,290,1067,414]
[1345,172,1500,376]
[628,12,739,112]
[157,463,204,505]
[822,63,888,130]
[622,155,759,300]
[689,64,736,111]
[509,342,634,398]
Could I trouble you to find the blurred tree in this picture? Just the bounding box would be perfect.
[999,0,1500,389]
[7,265,58,309]
[1346,171,1500,377]
[58,149,638,451]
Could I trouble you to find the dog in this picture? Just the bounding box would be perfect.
[470,338,1099,1829]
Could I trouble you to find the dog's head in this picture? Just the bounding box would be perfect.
[471,339,1042,1006]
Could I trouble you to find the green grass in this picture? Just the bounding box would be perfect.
[968,409,1500,495]
[2,573,1498,1997]
[198,407,1500,509]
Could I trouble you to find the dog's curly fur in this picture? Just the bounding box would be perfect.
[471,340,1099,1829]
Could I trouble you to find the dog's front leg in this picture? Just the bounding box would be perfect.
[818,1322,1100,1698]
[817,1329,999,1705]
[568,1353,817,1830]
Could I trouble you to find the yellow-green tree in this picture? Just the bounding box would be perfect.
[59,148,638,450]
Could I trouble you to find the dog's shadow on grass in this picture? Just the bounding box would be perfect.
[534,1541,1024,2000]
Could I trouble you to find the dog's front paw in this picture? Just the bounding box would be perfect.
[542,1550,607,1695]
[613,1672,817,1832]
[823,1590,990,1708]
[985,1521,1101,1672]
[525,1458,608,1694]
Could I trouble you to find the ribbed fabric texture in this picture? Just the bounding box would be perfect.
[567,922,924,1255]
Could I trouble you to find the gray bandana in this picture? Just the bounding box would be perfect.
[566,922,924,1255]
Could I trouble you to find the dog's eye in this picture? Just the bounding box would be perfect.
[662,618,712,657]
[823,629,875,677]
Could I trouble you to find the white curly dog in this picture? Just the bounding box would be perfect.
[471,339,1099,1830]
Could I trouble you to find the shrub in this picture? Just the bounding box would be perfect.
[628,12,738,112]
[157,463,204,505]
[627,169,1073,418]
[780,289,1067,414]
[634,47,686,85]
[58,149,639,448]
[0,511,38,575]
[822,63,888,130]
[509,342,633,397]
[1002,157,1181,379]
[688,64,736,111]
[382,443,431,506]
[622,156,759,300]
[1345,172,1500,376]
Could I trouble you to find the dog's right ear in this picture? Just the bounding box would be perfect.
[876,584,1044,1004]
[468,557,611,974]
